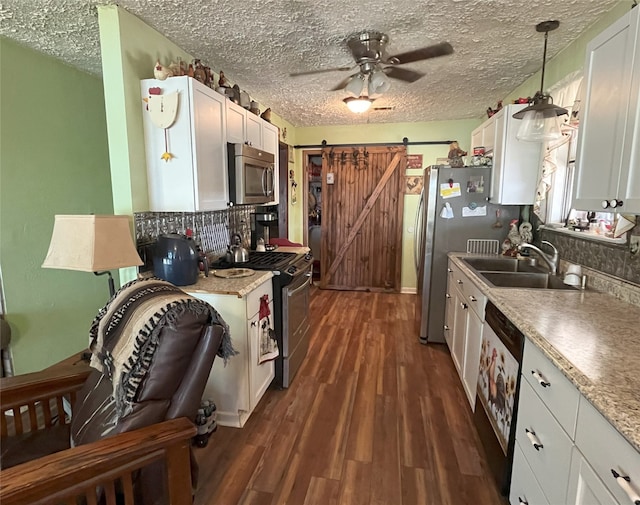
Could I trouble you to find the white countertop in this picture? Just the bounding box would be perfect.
[186,270,273,298]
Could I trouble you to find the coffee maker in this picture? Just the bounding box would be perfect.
[250,211,278,250]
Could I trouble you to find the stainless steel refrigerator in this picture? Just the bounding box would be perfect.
[414,165,515,343]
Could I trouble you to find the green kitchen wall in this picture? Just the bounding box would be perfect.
[0,38,113,373]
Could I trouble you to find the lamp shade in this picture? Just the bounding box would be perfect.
[42,215,142,272]
[345,74,365,97]
[343,96,373,113]
[368,71,391,96]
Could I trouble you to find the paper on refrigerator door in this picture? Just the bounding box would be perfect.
[462,205,487,217]
[440,183,461,199]
[440,202,454,219]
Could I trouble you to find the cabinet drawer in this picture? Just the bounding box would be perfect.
[246,280,273,319]
[516,379,573,505]
[451,268,486,320]
[522,340,579,437]
[575,396,640,505]
[510,442,549,505]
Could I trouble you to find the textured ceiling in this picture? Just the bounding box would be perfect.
[0,0,623,127]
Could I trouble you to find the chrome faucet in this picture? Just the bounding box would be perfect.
[518,240,559,275]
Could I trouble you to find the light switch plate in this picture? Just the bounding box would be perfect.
[327,172,335,184]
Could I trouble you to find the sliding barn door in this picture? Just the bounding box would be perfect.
[320,146,406,291]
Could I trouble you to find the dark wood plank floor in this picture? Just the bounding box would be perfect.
[194,287,505,505]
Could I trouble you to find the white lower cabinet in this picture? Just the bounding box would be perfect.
[189,279,275,428]
[510,442,549,505]
[446,259,486,410]
[511,339,640,505]
[567,447,619,505]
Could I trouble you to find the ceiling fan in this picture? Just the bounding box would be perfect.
[290,32,454,93]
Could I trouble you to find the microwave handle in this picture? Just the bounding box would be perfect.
[266,167,274,196]
[261,168,267,196]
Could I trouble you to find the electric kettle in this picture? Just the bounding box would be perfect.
[153,233,208,286]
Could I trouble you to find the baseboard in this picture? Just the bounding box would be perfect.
[400,287,417,294]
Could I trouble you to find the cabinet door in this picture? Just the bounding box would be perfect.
[567,448,619,505]
[192,84,228,211]
[444,289,454,350]
[462,310,482,409]
[482,116,496,154]
[246,113,263,148]
[141,77,197,212]
[226,100,245,144]
[247,304,275,411]
[471,125,484,153]
[451,287,467,376]
[573,9,637,212]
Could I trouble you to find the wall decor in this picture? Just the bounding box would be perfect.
[407,154,423,168]
[405,176,423,195]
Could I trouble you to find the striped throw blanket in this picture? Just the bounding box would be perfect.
[88,278,236,418]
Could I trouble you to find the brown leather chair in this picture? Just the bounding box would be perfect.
[0,278,233,505]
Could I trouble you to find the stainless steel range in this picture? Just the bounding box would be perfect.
[240,251,313,388]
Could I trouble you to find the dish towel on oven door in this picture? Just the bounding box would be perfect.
[258,294,279,364]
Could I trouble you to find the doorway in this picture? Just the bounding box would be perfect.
[304,145,406,292]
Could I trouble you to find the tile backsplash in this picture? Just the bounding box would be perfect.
[539,227,640,286]
[134,206,257,269]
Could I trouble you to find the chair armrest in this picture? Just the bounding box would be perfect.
[0,417,197,505]
[0,363,92,411]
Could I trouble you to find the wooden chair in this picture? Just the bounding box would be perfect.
[0,278,231,505]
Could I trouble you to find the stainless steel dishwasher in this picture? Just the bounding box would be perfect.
[474,301,525,497]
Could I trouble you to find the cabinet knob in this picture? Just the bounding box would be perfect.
[447,268,453,273]
[610,469,640,505]
[602,199,611,209]
[469,295,477,302]
[251,321,258,327]
[610,198,623,208]
[460,302,468,310]
[531,370,550,388]
[525,428,543,451]
[457,279,463,285]
[518,499,529,505]
[445,293,451,299]
[444,325,450,331]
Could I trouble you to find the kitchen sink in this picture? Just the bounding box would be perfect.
[478,272,578,290]
[462,257,544,273]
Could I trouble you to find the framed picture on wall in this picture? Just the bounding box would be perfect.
[404,176,423,195]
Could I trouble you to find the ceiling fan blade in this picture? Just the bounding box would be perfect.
[383,66,425,83]
[385,42,454,65]
[289,66,352,77]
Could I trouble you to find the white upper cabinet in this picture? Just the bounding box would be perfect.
[226,100,246,145]
[141,76,228,212]
[471,104,542,205]
[573,6,640,213]
[245,112,263,148]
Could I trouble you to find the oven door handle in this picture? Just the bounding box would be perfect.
[288,273,312,296]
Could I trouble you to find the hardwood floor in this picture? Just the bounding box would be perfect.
[194,288,505,505]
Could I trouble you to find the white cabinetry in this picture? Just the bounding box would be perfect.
[511,338,640,505]
[225,101,280,205]
[141,76,227,211]
[189,279,275,428]
[573,6,640,213]
[470,104,542,205]
[446,260,486,409]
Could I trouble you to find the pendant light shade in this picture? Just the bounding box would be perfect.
[513,20,568,142]
[345,74,366,97]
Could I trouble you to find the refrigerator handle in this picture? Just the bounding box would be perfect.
[414,186,425,273]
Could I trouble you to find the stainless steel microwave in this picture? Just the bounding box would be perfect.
[227,143,275,205]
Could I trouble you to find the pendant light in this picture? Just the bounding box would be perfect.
[513,20,568,142]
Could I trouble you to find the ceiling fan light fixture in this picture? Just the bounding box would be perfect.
[368,70,391,96]
[513,20,569,142]
[343,96,373,113]
[345,74,366,96]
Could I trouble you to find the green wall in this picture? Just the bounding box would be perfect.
[294,120,480,290]
[0,38,113,373]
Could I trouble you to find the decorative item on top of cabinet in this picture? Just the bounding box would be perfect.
[143,87,179,163]
[141,76,228,212]
[572,6,640,214]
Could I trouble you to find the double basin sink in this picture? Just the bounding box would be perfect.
[462,257,577,290]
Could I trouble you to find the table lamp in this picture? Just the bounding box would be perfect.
[42,215,143,297]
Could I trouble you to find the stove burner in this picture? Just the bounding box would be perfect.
[245,251,296,271]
